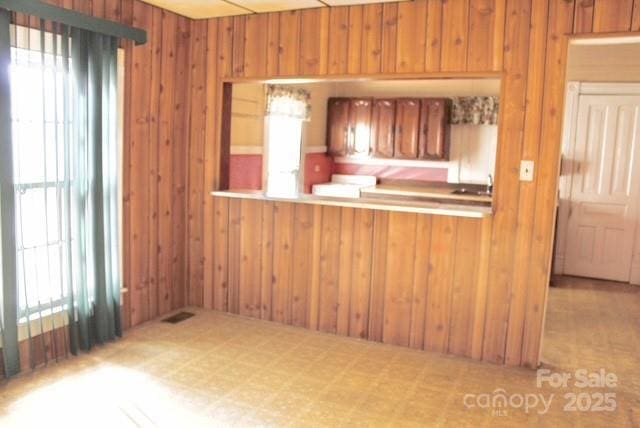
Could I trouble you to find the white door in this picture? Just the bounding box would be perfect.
[564,95,640,282]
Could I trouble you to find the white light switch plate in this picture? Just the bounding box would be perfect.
[520,160,534,181]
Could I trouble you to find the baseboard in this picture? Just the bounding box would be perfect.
[553,256,565,276]
[630,259,640,286]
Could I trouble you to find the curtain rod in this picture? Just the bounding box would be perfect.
[0,0,146,45]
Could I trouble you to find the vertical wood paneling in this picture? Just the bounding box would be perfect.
[308,205,323,330]
[217,17,233,78]
[349,209,374,339]
[396,0,427,73]
[424,216,457,352]
[409,215,431,350]
[382,212,417,347]
[147,6,162,320]
[239,199,262,318]
[171,15,190,310]
[213,197,229,312]
[633,0,640,31]
[92,0,105,18]
[227,199,241,314]
[299,8,329,76]
[278,11,300,76]
[441,0,470,72]
[521,0,575,368]
[593,0,634,32]
[504,0,549,366]
[471,216,493,359]
[113,0,640,368]
[260,202,275,319]
[128,1,153,326]
[157,10,177,314]
[337,208,355,335]
[187,19,208,307]
[448,218,481,356]
[318,206,342,333]
[328,7,349,75]
[104,0,122,21]
[266,13,280,76]
[360,4,383,74]
[231,16,246,76]
[347,6,363,74]
[291,204,315,327]
[272,203,294,323]
[573,0,594,33]
[425,0,443,72]
[482,0,533,364]
[380,3,398,74]
[243,14,268,77]
[202,18,218,311]
[368,210,388,341]
[120,0,133,328]
[467,0,506,72]
[208,198,494,362]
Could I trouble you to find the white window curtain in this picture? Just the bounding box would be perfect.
[450,96,500,125]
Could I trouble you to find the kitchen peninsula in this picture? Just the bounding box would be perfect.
[209,77,498,359]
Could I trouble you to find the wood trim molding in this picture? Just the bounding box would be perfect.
[554,81,580,275]
[578,82,640,95]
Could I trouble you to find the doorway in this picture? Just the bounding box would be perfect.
[556,84,640,283]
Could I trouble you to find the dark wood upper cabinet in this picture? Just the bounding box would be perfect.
[327,97,372,157]
[328,97,450,161]
[394,99,421,159]
[349,98,373,157]
[370,99,396,158]
[327,98,351,156]
[419,98,450,160]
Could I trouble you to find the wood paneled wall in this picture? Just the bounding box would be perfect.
[43,0,640,367]
[209,197,493,358]
[194,0,640,368]
[40,0,194,328]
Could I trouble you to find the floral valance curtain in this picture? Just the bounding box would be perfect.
[450,96,500,125]
[265,85,311,121]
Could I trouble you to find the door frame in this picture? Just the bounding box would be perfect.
[554,82,640,284]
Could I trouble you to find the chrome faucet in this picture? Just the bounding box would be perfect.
[487,174,493,194]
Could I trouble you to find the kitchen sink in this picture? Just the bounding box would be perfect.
[451,188,492,197]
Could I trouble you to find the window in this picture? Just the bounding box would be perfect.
[264,85,311,197]
[7,25,124,321]
[265,115,303,197]
[10,28,71,320]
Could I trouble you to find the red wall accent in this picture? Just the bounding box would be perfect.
[333,162,448,182]
[229,154,447,192]
[229,155,262,190]
[304,153,334,193]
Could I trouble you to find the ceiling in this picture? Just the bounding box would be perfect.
[140,0,410,19]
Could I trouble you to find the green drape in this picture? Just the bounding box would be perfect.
[0,8,20,377]
[0,13,122,377]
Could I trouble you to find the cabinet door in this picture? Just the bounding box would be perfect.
[348,98,373,157]
[370,99,396,158]
[394,99,421,159]
[327,98,351,156]
[419,98,450,160]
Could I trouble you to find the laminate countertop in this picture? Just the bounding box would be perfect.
[210,190,492,219]
[359,183,493,204]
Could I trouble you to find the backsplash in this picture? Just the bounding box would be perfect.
[332,162,448,183]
